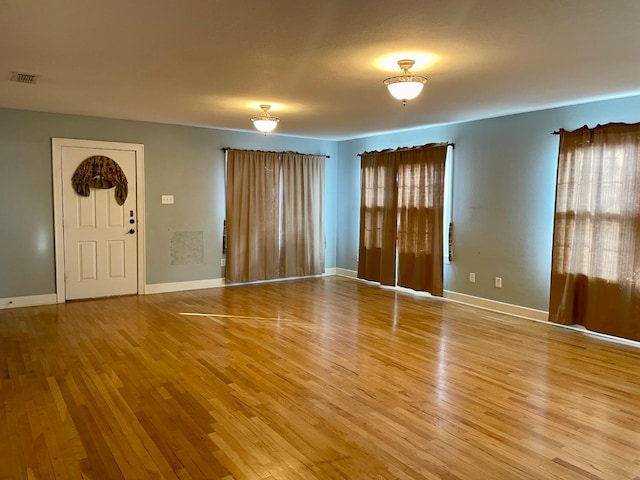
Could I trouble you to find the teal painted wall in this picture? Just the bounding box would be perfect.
[0,108,337,297]
[336,95,640,311]
[3,93,640,310]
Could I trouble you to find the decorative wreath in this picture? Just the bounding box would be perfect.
[71,155,128,205]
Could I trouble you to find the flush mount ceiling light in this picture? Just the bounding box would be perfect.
[383,59,428,106]
[251,104,280,134]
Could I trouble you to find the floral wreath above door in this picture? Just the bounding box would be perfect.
[71,155,128,205]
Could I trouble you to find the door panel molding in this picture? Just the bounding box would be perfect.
[52,138,146,302]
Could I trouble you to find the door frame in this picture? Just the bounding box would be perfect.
[52,138,146,303]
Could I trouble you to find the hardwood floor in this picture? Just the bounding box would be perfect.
[1,276,639,479]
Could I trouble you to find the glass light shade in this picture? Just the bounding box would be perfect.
[251,104,280,134]
[384,76,427,102]
[252,118,279,133]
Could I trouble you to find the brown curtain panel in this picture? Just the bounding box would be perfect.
[225,150,281,283]
[357,152,398,286]
[549,123,640,341]
[397,145,447,295]
[226,149,325,284]
[280,153,325,277]
[357,143,448,294]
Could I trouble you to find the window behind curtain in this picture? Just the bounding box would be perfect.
[549,123,640,341]
[357,143,448,295]
[225,149,325,284]
[357,152,398,286]
[396,145,447,294]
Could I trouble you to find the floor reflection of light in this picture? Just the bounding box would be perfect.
[391,294,398,333]
[178,312,289,321]
[436,329,448,402]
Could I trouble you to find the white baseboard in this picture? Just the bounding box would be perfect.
[330,271,548,322]
[331,274,548,322]
[0,276,546,327]
[444,290,548,322]
[335,268,357,278]
[145,278,226,294]
[324,267,337,276]
[0,271,356,304]
[0,293,58,309]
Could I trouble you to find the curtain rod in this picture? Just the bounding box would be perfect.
[222,147,330,158]
[357,142,455,157]
[551,122,640,135]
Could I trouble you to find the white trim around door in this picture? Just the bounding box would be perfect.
[52,138,146,303]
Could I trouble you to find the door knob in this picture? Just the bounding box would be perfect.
[128,228,136,234]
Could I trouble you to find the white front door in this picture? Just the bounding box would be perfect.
[61,145,139,300]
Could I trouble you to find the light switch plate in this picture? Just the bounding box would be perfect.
[161,195,174,204]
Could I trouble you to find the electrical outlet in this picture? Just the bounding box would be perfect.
[161,195,174,204]
[469,272,476,283]
[495,277,502,288]
[220,258,226,267]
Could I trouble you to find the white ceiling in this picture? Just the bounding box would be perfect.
[2,0,640,140]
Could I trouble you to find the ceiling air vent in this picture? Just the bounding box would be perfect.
[10,72,40,84]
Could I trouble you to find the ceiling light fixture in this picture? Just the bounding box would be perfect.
[251,104,280,134]
[383,59,427,106]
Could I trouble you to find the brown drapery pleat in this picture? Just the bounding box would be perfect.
[549,123,640,341]
[397,145,447,295]
[225,149,325,284]
[280,153,326,278]
[357,152,398,286]
[357,143,448,295]
[226,150,281,283]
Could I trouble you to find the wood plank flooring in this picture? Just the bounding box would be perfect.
[1,276,639,479]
